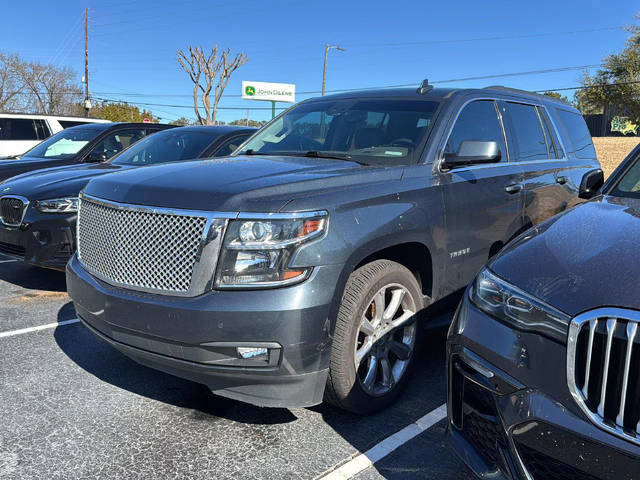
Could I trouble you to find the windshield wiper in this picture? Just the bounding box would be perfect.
[303,151,352,161]
[241,149,367,164]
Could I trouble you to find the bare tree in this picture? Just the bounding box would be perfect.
[177,46,248,125]
[0,54,24,111]
[0,52,82,114]
[18,62,82,115]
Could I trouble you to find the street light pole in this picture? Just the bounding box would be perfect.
[322,44,344,96]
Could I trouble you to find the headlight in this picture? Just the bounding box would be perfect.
[215,211,328,288]
[35,197,79,213]
[470,268,570,342]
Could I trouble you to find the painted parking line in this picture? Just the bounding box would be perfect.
[0,259,18,264]
[0,318,80,339]
[318,404,447,480]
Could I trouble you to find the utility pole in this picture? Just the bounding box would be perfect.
[84,7,91,117]
[322,44,344,96]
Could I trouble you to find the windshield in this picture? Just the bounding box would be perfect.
[237,98,440,165]
[23,128,101,159]
[610,151,640,198]
[111,129,215,166]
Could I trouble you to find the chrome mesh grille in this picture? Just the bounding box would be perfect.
[77,197,209,294]
[568,309,640,446]
[0,197,26,226]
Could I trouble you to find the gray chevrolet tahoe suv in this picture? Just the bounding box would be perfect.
[66,82,601,414]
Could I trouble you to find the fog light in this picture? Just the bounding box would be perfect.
[237,347,269,360]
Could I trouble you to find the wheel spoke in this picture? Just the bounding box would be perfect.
[383,289,406,320]
[390,340,411,360]
[390,310,414,329]
[381,356,394,388]
[359,317,376,336]
[363,355,378,389]
[355,340,373,367]
[373,291,385,325]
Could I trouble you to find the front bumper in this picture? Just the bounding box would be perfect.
[447,291,640,480]
[0,211,76,270]
[66,254,343,408]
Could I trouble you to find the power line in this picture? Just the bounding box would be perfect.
[95,79,640,111]
[80,63,602,98]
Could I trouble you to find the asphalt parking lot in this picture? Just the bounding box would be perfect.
[0,253,475,480]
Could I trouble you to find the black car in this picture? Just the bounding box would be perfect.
[0,122,173,182]
[446,147,640,478]
[0,125,256,270]
[66,84,601,413]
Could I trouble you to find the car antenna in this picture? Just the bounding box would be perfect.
[417,78,434,94]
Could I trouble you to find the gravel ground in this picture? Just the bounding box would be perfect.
[593,136,640,178]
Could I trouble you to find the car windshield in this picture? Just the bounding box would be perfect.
[237,98,440,165]
[111,129,215,166]
[22,128,102,159]
[609,151,640,198]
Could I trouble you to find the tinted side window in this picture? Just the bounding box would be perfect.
[59,120,90,129]
[446,100,506,162]
[33,119,50,140]
[212,135,250,157]
[0,119,38,140]
[537,107,563,159]
[91,129,147,160]
[505,102,548,161]
[556,109,596,159]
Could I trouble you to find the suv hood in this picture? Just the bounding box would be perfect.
[1,163,125,200]
[490,195,640,317]
[83,155,398,212]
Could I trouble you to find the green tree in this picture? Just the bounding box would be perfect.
[228,118,268,127]
[91,101,160,123]
[542,91,571,104]
[577,15,640,121]
[170,116,194,126]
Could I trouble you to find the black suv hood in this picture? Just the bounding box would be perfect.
[490,195,640,317]
[83,155,396,212]
[1,163,126,200]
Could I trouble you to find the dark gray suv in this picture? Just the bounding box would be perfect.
[65,82,601,414]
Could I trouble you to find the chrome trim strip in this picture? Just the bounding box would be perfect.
[80,193,239,219]
[581,318,596,398]
[617,322,637,427]
[567,307,640,447]
[237,210,328,220]
[597,318,616,417]
[0,194,29,227]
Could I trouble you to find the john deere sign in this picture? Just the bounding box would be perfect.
[241,81,295,103]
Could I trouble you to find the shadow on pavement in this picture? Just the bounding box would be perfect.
[54,295,452,450]
[53,303,297,425]
[0,261,67,292]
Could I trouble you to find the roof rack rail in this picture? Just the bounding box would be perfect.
[483,85,570,104]
[417,79,434,94]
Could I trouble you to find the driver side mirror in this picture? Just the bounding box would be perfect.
[442,140,501,170]
[579,168,604,199]
[86,150,107,163]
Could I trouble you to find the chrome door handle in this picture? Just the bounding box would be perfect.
[556,176,568,185]
[505,184,522,194]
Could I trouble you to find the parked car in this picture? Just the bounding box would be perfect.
[0,113,111,158]
[0,126,255,270]
[445,147,640,479]
[66,82,601,413]
[0,122,173,183]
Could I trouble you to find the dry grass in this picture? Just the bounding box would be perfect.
[593,137,640,178]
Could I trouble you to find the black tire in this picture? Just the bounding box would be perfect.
[325,260,424,414]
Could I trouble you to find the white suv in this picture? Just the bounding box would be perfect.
[0,113,111,158]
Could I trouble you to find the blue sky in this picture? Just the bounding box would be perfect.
[3,0,637,123]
